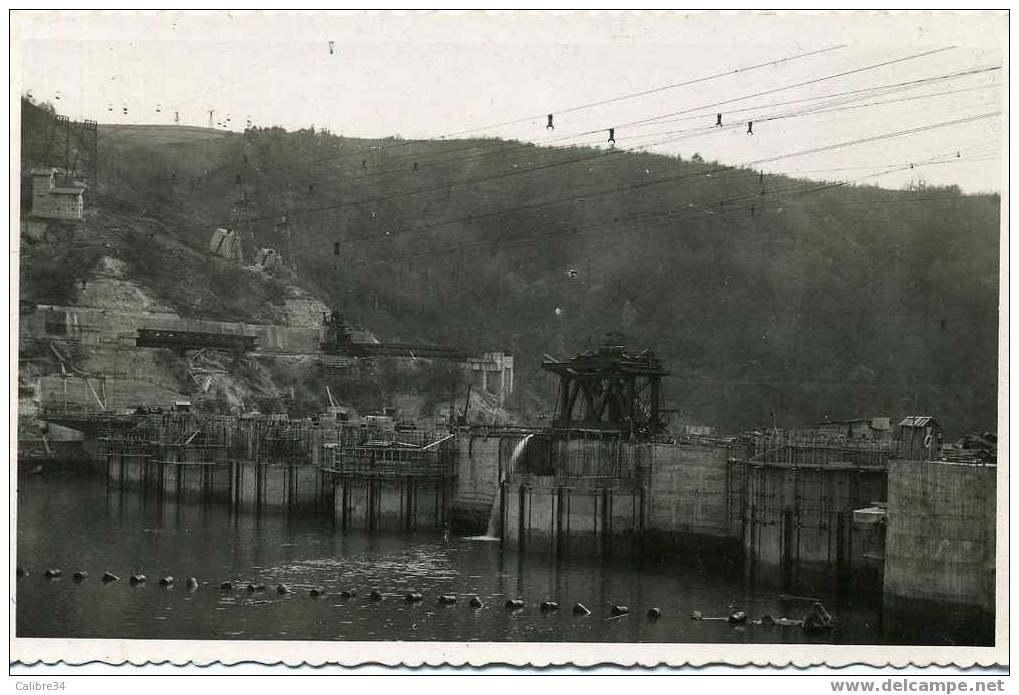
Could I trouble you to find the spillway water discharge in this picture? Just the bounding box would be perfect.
[475,433,534,540]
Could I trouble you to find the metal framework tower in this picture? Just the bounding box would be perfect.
[542,339,668,438]
[81,119,98,188]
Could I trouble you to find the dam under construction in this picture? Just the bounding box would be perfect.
[17,341,997,646]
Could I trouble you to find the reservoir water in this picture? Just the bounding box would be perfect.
[16,468,957,645]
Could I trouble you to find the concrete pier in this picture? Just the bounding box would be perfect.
[451,432,512,530]
[332,477,450,531]
[501,480,644,556]
[103,453,327,512]
[731,461,887,592]
[882,459,996,643]
[493,435,745,557]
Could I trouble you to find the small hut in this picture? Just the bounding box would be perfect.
[897,416,942,460]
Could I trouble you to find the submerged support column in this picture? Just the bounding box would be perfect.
[517,485,527,553]
[401,478,410,532]
[555,488,567,558]
[498,480,507,545]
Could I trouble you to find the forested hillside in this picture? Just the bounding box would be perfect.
[19,98,1000,434]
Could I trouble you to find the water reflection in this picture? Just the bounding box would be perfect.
[15,469,936,644]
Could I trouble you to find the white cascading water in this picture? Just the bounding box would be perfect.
[481,433,533,539]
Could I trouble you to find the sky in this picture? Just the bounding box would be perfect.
[12,11,1007,193]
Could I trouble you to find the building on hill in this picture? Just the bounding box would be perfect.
[209,228,244,262]
[463,352,514,406]
[28,168,86,220]
[253,248,284,273]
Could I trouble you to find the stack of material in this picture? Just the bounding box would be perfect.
[941,430,997,463]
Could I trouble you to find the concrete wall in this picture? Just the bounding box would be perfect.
[450,431,651,536]
[31,170,84,220]
[453,435,748,552]
[645,442,742,551]
[81,346,182,388]
[884,460,996,612]
[451,433,509,530]
[37,374,186,411]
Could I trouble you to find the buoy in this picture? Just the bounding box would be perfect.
[220,581,233,591]
[505,599,525,610]
[102,572,119,583]
[405,592,424,602]
[16,567,28,579]
[73,570,88,582]
[276,584,291,595]
[610,605,630,617]
[186,577,199,590]
[690,610,703,620]
[340,589,357,599]
[159,576,175,587]
[129,574,146,585]
[647,607,662,619]
[802,602,835,633]
[369,590,383,601]
[728,611,748,624]
[438,594,457,604]
[540,600,558,612]
[310,587,324,598]
[45,569,62,579]
[246,583,257,592]
[469,596,484,608]
[572,603,591,615]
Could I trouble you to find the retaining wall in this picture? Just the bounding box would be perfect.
[23,305,321,353]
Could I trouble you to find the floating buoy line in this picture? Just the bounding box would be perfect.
[15,566,835,630]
